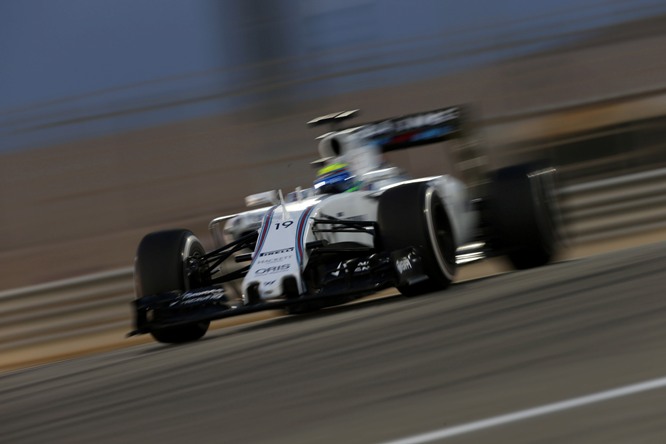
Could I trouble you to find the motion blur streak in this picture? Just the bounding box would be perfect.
[0,1,665,289]
[1,242,665,443]
[1,2,666,441]
[382,376,666,443]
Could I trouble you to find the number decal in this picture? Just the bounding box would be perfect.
[274,221,294,230]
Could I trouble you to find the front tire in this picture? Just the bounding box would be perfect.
[378,182,456,296]
[135,229,210,343]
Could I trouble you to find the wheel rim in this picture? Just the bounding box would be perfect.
[182,235,209,290]
[424,187,455,280]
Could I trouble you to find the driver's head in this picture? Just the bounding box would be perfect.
[314,162,358,194]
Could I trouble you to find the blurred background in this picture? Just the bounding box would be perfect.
[1,0,666,289]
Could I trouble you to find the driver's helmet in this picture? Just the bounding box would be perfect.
[314,162,359,194]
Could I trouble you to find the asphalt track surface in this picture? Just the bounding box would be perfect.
[2,242,665,444]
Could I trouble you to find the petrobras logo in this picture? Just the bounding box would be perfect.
[259,247,294,257]
[356,108,460,140]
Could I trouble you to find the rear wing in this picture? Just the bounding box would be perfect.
[312,106,467,153]
[311,105,487,186]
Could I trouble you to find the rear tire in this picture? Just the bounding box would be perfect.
[135,229,210,343]
[378,182,456,296]
[489,164,560,269]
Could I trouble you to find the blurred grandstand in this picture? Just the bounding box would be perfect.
[0,0,665,288]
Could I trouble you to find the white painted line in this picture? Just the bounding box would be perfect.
[381,376,666,444]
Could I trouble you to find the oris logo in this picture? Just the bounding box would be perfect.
[256,264,290,275]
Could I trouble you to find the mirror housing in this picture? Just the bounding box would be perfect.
[245,190,279,207]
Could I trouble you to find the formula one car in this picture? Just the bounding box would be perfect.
[129,106,560,343]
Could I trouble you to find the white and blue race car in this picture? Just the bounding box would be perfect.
[130,107,559,343]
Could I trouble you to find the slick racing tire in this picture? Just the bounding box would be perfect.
[489,163,560,269]
[135,229,210,343]
[282,276,318,315]
[378,182,456,296]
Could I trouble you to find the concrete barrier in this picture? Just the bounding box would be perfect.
[558,167,666,241]
[0,268,133,353]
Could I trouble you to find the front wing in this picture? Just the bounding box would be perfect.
[129,247,425,336]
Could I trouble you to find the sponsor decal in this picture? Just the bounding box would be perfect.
[330,259,370,277]
[259,247,294,257]
[256,264,291,275]
[356,108,459,140]
[354,260,370,273]
[169,288,226,307]
[256,256,289,265]
[330,262,346,277]
[396,257,413,274]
